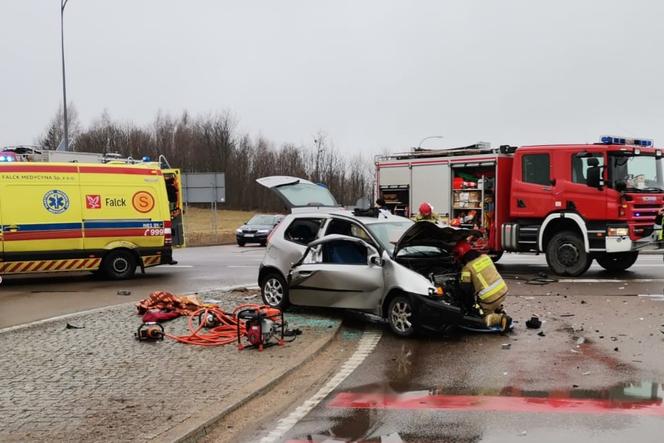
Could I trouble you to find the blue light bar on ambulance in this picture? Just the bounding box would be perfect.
[0,155,14,162]
[600,135,653,147]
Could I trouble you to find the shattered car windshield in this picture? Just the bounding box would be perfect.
[366,221,414,254]
[608,154,664,192]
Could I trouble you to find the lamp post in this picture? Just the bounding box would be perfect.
[415,135,444,151]
[60,0,70,150]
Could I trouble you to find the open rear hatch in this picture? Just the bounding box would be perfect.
[256,176,339,211]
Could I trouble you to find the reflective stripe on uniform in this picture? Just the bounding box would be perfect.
[461,271,472,283]
[478,278,507,302]
[471,256,493,273]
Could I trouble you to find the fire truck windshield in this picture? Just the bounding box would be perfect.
[608,153,664,192]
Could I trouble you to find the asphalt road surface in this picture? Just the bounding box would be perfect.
[251,293,664,443]
[1,247,662,329]
[0,244,265,328]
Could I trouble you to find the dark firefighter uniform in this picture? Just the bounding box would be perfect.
[460,254,508,327]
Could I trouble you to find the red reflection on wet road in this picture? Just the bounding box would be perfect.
[327,392,664,416]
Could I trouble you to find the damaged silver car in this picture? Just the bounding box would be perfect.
[257,176,500,337]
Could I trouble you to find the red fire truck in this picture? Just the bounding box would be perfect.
[375,136,664,276]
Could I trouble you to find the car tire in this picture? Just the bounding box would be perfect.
[260,241,267,247]
[237,240,245,247]
[595,251,638,272]
[387,295,416,338]
[545,230,592,277]
[261,272,290,310]
[102,250,137,280]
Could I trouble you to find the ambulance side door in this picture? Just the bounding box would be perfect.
[79,168,165,251]
[0,186,3,258]
[0,166,84,254]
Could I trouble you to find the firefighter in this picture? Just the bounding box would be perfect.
[415,202,439,223]
[454,240,510,330]
[655,208,664,242]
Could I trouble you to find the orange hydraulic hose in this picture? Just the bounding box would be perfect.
[164,304,274,347]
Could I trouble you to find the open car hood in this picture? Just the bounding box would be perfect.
[393,222,481,257]
[256,176,339,210]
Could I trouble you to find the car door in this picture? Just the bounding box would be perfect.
[562,152,607,220]
[288,235,385,311]
[256,176,339,210]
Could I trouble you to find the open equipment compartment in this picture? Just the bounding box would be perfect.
[450,161,497,250]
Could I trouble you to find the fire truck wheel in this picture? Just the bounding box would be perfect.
[102,250,137,280]
[489,251,504,263]
[545,231,592,277]
[594,251,639,272]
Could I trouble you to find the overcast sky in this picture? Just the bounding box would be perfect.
[1,0,663,153]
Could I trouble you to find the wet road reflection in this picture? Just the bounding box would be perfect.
[278,332,664,443]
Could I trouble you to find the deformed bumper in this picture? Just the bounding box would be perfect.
[409,292,463,332]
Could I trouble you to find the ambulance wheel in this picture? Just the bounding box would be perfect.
[387,295,416,338]
[102,250,137,280]
[595,251,638,272]
[545,231,592,277]
[260,272,290,309]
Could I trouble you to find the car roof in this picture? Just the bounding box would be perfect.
[285,209,411,225]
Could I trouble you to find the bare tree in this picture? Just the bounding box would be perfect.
[37,110,372,212]
[39,103,80,149]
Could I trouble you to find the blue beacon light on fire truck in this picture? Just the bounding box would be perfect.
[600,135,654,147]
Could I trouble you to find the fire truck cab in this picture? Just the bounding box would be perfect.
[375,136,664,276]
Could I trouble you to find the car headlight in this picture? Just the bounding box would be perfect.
[236,229,243,233]
[428,286,444,297]
[257,229,270,234]
[607,227,629,237]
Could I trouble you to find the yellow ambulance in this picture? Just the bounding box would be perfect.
[0,161,183,279]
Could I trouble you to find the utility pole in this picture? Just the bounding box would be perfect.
[60,0,70,150]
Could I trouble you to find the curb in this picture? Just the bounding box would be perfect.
[158,321,343,443]
[0,283,258,335]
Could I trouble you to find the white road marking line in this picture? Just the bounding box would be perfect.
[638,294,664,300]
[259,329,383,443]
[227,265,257,268]
[167,265,193,268]
[559,278,664,283]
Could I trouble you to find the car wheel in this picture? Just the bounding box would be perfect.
[260,241,267,247]
[102,250,137,280]
[387,295,416,337]
[545,230,592,277]
[595,251,638,272]
[261,273,290,309]
[237,240,245,247]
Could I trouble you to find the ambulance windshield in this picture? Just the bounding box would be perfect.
[608,153,664,192]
